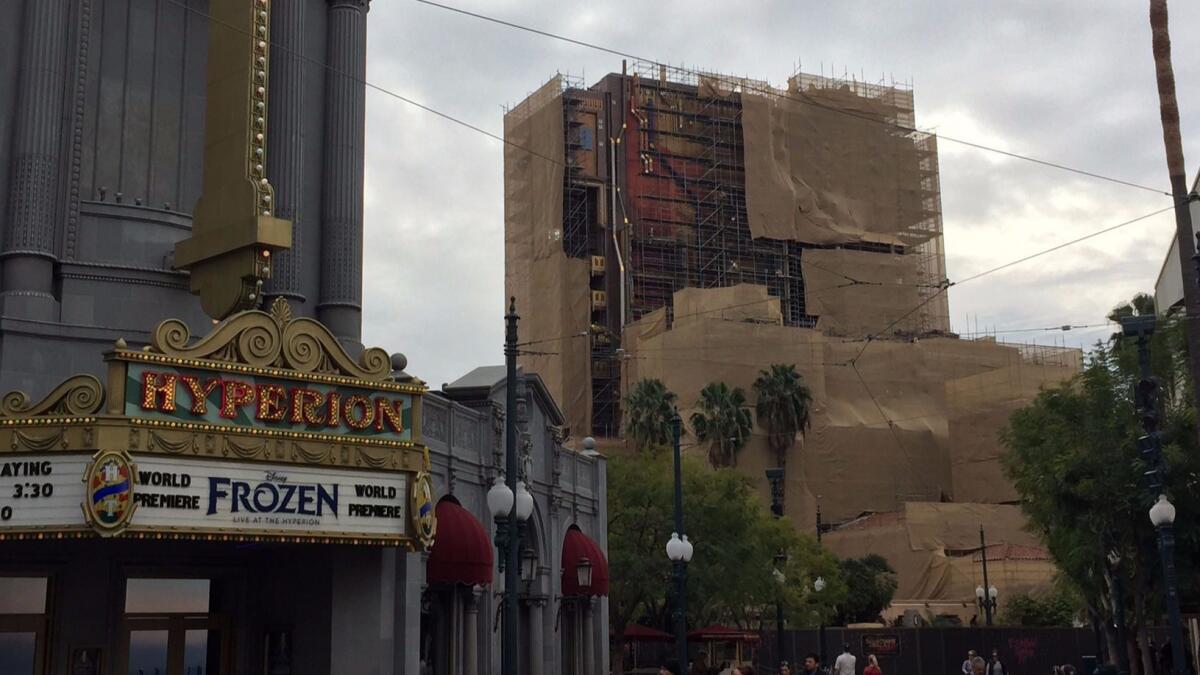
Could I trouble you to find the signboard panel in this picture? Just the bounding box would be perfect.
[129,456,407,538]
[126,362,414,442]
[862,634,902,657]
[0,455,88,529]
[0,453,409,541]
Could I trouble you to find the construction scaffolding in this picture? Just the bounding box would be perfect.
[511,65,968,438]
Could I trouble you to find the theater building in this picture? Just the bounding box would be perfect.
[0,0,608,673]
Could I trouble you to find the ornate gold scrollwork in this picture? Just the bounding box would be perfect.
[12,429,66,452]
[143,299,395,382]
[152,313,282,368]
[293,441,332,464]
[225,436,268,459]
[0,374,105,418]
[148,430,193,454]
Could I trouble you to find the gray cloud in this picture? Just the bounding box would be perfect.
[359,0,1200,386]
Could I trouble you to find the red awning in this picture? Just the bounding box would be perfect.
[687,626,761,642]
[561,524,609,596]
[618,624,673,642]
[426,497,493,586]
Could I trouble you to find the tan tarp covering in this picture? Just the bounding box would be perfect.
[622,286,1079,524]
[741,89,932,247]
[802,248,923,337]
[621,286,1079,603]
[823,503,1056,606]
[503,77,592,438]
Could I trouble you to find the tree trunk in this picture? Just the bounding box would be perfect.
[1149,0,1200,442]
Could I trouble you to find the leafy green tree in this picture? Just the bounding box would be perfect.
[1002,307,1200,674]
[999,587,1081,627]
[753,364,813,469]
[835,554,898,625]
[607,452,844,672]
[624,378,678,452]
[691,382,753,468]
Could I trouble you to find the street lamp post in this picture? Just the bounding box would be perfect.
[491,298,528,675]
[813,576,827,666]
[976,526,997,626]
[1149,495,1186,675]
[766,468,786,672]
[1121,315,1187,675]
[667,412,693,672]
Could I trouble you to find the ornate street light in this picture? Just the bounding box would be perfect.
[577,556,593,590]
[668,412,691,672]
[520,545,537,583]
[814,576,827,665]
[1149,494,1186,675]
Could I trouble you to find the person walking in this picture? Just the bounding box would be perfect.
[970,656,987,675]
[801,653,822,674]
[962,650,978,675]
[833,644,856,675]
[989,650,1006,675]
[864,654,882,675]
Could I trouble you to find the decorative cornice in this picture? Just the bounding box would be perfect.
[0,375,104,418]
[145,298,396,382]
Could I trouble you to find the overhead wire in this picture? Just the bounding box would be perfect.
[415,0,1171,197]
[159,0,568,169]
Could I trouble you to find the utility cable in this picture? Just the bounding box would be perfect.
[160,0,568,169]
[416,0,1171,197]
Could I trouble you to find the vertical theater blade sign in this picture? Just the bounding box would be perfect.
[82,450,138,536]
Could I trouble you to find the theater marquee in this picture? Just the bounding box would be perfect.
[0,300,436,548]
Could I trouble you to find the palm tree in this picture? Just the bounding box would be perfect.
[690,382,753,468]
[1107,293,1156,347]
[623,378,678,451]
[753,364,813,468]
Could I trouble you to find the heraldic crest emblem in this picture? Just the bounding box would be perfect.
[82,450,138,536]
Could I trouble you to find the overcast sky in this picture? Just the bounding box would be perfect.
[356,0,1200,388]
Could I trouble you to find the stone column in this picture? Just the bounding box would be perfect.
[464,586,481,675]
[582,599,595,675]
[528,598,545,675]
[2,0,70,320]
[264,0,306,305]
[318,0,369,344]
[330,547,391,674]
[394,551,426,675]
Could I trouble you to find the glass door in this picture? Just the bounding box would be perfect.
[0,576,49,675]
[119,578,229,675]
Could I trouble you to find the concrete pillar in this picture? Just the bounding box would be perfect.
[528,598,545,675]
[331,547,392,675]
[582,599,595,675]
[464,586,480,675]
[318,0,369,344]
[393,550,425,675]
[264,0,306,305]
[1,0,69,320]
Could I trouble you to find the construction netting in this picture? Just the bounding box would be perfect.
[503,76,592,438]
[622,285,1079,528]
[823,503,1057,607]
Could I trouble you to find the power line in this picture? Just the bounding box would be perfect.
[954,204,1179,285]
[850,202,1181,364]
[159,0,567,169]
[416,0,1171,197]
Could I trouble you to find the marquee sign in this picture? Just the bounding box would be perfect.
[0,300,437,549]
[128,363,414,442]
[1,452,411,543]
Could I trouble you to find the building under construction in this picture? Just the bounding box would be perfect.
[507,63,950,439]
[505,64,1079,619]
